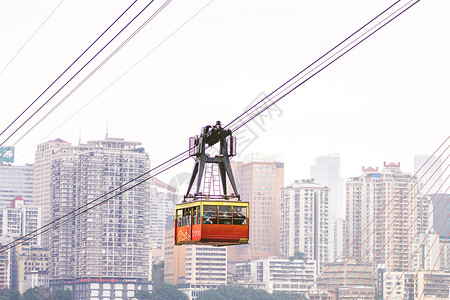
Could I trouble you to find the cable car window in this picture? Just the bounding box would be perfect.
[177,209,182,227]
[203,205,217,224]
[233,206,247,225]
[183,208,191,226]
[196,207,201,224]
[193,207,199,225]
[219,206,232,224]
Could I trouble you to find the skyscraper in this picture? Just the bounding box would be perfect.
[280,179,329,274]
[228,154,284,262]
[49,137,152,297]
[345,162,418,272]
[34,138,71,248]
[149,178,178,249]
[414,155,443,195]
[310,155,344,218]
[0,162,34,209]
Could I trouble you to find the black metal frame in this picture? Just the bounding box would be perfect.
[184,121,240,202]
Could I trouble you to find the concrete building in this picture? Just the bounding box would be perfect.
[12,241,49,293]
[440,236,450,270]
[149,178,178,250]
[411,233,441,272]
[281,179,329,274]
[317,259,374,297]
[164,220,186,286]
[414,155,443,195]
[0,196,41,246]
[334,218,345,261]
[433,194,450,239]
[345,162,418,272]
[380,270,450,300]
[0,162,34,209]
[0,238,12,289]
[228,154,284,263]
[234,257,316,294]
[34,138,71,248]
[49,137,152,299]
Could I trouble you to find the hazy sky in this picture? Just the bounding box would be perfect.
[0,0,449,187]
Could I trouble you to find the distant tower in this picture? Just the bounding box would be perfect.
[414,155,443,195]
[310,154,344,262]
[310,155,344,218]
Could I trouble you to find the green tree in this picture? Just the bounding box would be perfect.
[135,290,152,300]
[0,289,20,300]
[151,261,164,287]
[149,284,187,300]
[197,286,272,300]
[52,289,72,300]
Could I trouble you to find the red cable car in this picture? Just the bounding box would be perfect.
[174,200,249,246]
[174,121,249,246]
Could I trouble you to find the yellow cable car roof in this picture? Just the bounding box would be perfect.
[175,200,248,209]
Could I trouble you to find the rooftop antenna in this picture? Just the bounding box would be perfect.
[105,120,109,140]
[78,126,82,146]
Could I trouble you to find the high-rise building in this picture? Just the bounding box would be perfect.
[345,162,418,272]
[433,194,450,239]
[0,196,41,247]
[34,138,71,248]
[334,218,345,261]
[228,154,284,262]
[0,163,34,209]
[149,178,178,249]
[414,155,443,195]
[49,137,152,298]
[280,179,329,274]
[310,155,344,218]
[310,155,344,263]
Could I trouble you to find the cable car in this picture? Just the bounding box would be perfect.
[174,121,249,246]
[175,200,249,246]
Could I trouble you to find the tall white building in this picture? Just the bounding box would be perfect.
[280,179,329,274]
[34,138,71,248]
[345,162,418,272]
[0,163,34,209]
[0,196,41,246]
[49,137,152,298]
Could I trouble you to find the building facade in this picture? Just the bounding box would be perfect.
[34,138,71,248]
[280,179,329,274]
[49,137,152,299]
[234,257,316,294]
[0,196,41,247]
[228,154,284,262]
[0,163,34,209]
[345,162,418,272]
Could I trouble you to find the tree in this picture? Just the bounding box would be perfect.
[197,286,272,300]
[0,289,20,300]
[151,261,164,287]
[148,284,187,300]
[135,290,152,300]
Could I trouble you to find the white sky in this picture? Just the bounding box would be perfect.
[0,0,448,188]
